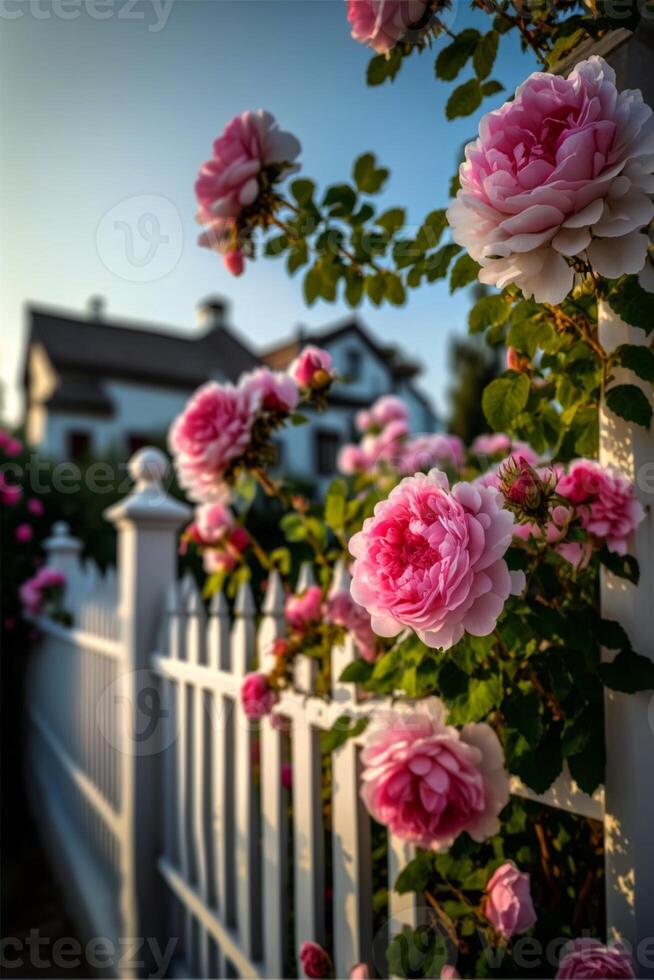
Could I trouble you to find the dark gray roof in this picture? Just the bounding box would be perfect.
[25,306,258,393]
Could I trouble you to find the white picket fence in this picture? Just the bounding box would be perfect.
[25,425,653,977]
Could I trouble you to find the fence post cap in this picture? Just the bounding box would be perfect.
[104,446,191,528]
[43,521,82,554]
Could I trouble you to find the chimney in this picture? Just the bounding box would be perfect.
[197,296,229,331]
[88,295,105,320]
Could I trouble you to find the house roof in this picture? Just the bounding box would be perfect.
[262,317,422,381]
[24,306,258,394]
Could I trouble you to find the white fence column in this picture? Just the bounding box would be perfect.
[599,300,654,964]
[43,521,83,607]
[105,448,191,974]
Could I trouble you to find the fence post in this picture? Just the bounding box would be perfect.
[105,447,191,976]
[43,521,83,608]
[599,300,654,968]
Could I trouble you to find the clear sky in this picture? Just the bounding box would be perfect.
[0,0,537,424]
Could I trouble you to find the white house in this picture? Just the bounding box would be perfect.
[22,296,438,485]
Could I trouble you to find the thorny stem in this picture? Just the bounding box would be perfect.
[424,890,459,947]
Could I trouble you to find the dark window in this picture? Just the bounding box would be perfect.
[270,439,284,470]
[315,429,340,476]
[127,434,150,456]
[67,431,91,461]
[346,347,362,381]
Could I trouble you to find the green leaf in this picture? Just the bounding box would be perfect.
[303,265,321,306]
[605,384,652,428]
[287,241,309,275]
[264,234,288,257]
[449,674,503,724]
[601,619,631,651]
[353,152,389,194]
[435,28,480,81]
[290,178,316,206]
[482,373,530,431]
[599,547,639,585]
[415,209,448,252]
[345,275,364,307]
[502,690,542,746]
[607,276,654,335]
[394,853,435,894]
[365,273,386,307]
[481,79,504,97]
[325,478,346,532]
[320,715,369,755]
[387,927,445,980]
[599,649,654,693]
[323,183,357,217]
[446,78,483,120]
[339,659,374,684]
[504,725,563,794]
[469,294,511,333]
[506,320,555,359]
[449,253,480,292]
[376,208,406,236]
[473,31,498,80]
[568,738,605,795]
[546,27,587,68]
[366,48,402,86]
[425,244,460,282]
[280,512,306,542]
[385,272,407,306]
[616,344,654,383]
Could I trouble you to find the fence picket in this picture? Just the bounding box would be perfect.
[259,571,288,978]
[232,580,261,963]
[293,562,317,694]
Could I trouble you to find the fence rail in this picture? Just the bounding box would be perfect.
[25,441,652,978]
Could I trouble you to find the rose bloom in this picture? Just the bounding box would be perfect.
[556,939,635,979]
[15,523,33,543]
[349,469,524,650]
[472,433,512,457]
[289,346,334,388]
[360,698,509,850]
[350,965,369,980]
[299,941,331,979]
[347,0,430,53]
[338,444,372,475]
[240,672,278,720]
[440,969,460,980]
[0,473,21,507]
[361,419,410,467]
[285,585,323,630]
[169,381,260,501]
[223,249,245,276]
[27,499,44,517]
[195,501,235,544]
[484,861,536,938]
[370,394,410,428]
[195,110,301,246]
[202,526,250,575]
[447,56,654,304]
[557,459,645,555]
[326,590,377,662]
[240,367,299,413]
[400,434,465,475]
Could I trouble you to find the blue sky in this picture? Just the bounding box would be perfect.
[0,0,537,424]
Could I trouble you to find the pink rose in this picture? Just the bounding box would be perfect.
[349,469,524,650]
[289,346,334,389]
[400,434,465,475]
[34,568,65,590]
[285,585,323,630]
[0,473,21,507]
[326,590,377,662]
[355,410,372,433]
[195,502,235,544]
[347,0,430,53]
[240,672,278,720]
[557,459,645,555]
[556,939,635,979]
[338,444,371,475]
[370,395,410,428]
[447,56,654,304]
[299,941,331,979]
[27,499,44,517]
[202,526,250,575]
[223,249,245,276]
[16,523,33,543]
[350,965,369,980]
[3,437,22,457]
[169,381,260,501]
[360,698,509,850]
[440,969,460,980]
[472,433,512,457]
[240,367,299,413]
[484,861,536,938]
[195,109,301,227]
[361,419,410,467]
[281,762,293,790]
